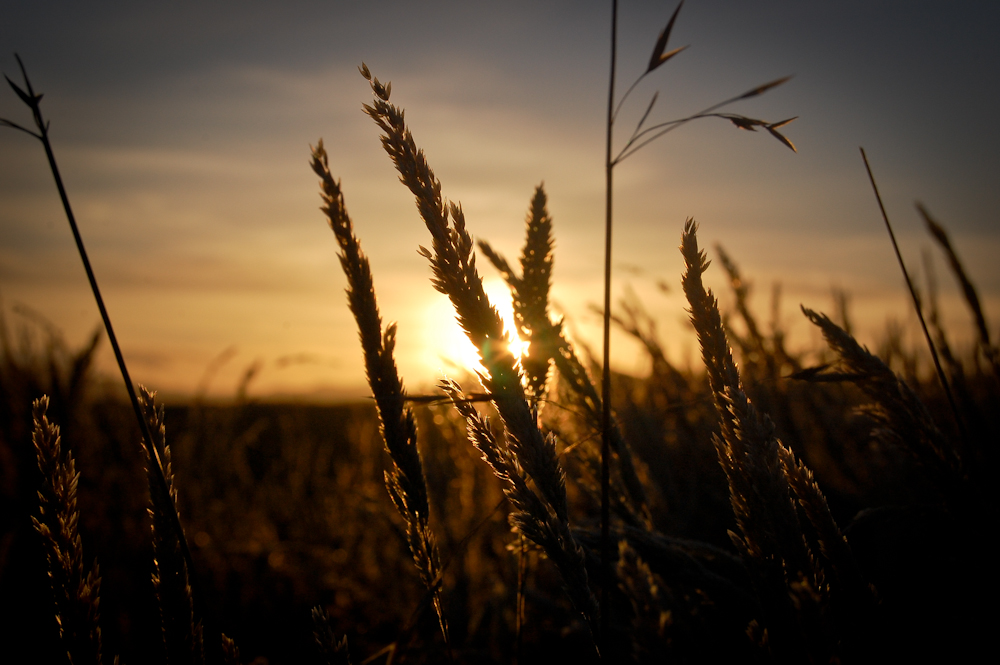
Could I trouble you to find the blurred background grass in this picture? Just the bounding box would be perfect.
[1,248,996,662]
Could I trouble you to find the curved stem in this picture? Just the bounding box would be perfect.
[611,70,649,125]
[615,117,689,164]
[614,90,755,164]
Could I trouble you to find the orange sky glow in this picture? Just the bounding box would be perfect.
[2,1,998,401]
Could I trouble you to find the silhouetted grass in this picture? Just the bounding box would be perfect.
[2,27,996,665]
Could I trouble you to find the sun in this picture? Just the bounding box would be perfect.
[425,278,527,377]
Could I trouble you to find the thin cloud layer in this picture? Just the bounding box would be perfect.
[1,0,997,397]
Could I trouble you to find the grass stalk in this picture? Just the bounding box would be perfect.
[441,379,600,640]
[360,69,571,530]
[312,607,353,665]
[918,203,1000,380]
[478,195,651,526]
[220,634,242,665]
[356,67,600,647]
[680,220,879,661]
[599,3,796,645]
[859,148,966,444]
[139,387,204,665]
[1,54,195,585]
[798,307,963,489]
[310,140,448,644]
[600,0,619,647]
[31,396,104,665]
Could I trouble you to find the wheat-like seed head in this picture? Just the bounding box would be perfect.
[480,188,652,525]
[919,203,1000,378]
[681,220,851,658]
[800,307,961,482]
[441,378,600,635]
[361,72,573,529]
[32,395,104,665]
[311,606,353,665]
[138,387,204,665]
[220,634,241,665]
[311,140,448,642]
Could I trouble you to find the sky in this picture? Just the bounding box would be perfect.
[1,0,998,400]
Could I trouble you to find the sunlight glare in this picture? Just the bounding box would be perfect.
[424,278,527,378]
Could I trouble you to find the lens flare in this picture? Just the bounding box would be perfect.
[424,278,526,377]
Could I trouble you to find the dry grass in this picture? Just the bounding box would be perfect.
[139,387,205,665]
[2,45,997,665]
[31,395,104,665]
[311,137,447,645]
[6,199,996,660]
[296,71,992,661]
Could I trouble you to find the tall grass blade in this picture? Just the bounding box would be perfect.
[1,54,196,585]
[361,71,571,531]
[441,379,600,640]
[917,203,1000,379]
[681,220,870,662]
[311,141,448,643]
[799,307,964,480]
[601,1,620,648]
[859,148,966,443]
[479,195,650,525]
[312,607,353,665]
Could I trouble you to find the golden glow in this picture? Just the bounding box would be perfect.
[422,278,527,378]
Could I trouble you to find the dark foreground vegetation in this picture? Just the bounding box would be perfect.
[1,193,996,663]
[2,12,997,660]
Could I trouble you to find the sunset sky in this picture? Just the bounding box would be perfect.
[2,0,998,400]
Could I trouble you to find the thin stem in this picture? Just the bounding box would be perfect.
[611,71,649,125]
[0,117,41,138]
[859,147,967,449]
[600,0,618,652]
[615,81,788,165]
[616,105,734,165]
[615,117,687,164]
[3,56,196,582]
[515,533,527,663]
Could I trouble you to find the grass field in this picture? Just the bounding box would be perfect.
[3,6,998,662]
[2,187,996,661]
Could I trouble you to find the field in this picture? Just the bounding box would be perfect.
[2,176,996,661]
[2,5,999,663]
